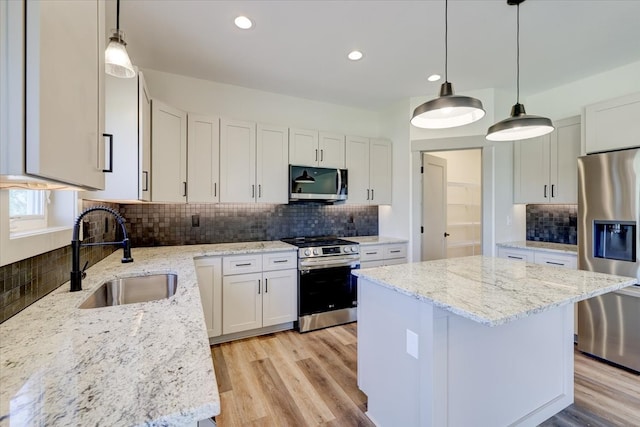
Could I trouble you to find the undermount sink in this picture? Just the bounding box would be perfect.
[79,273,178,309]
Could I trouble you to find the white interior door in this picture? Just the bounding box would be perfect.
[422,153,447,261]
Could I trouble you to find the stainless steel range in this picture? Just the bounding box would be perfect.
[281,236,360,332]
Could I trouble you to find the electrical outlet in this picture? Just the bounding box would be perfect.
[406,329,419,359]
[192,214,200,227]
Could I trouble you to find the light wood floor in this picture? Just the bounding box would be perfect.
[211,323,640,427]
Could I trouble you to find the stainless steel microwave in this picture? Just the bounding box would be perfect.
[289,165,348,202]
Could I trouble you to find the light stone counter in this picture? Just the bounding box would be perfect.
[0,241,296,427]
[353,255,635,327]
[345,235,409,246]
[497,240,577,255]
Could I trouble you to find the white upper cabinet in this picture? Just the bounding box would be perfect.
[151,100,187,202]
[289,128,345,168]
[346,136,392,205]
[585,92,640,154]
[188,115,220,203]
[514,116,580,204]
[318,132,346,168]
[256,124,289,204]
[1,0,105,189]
[220,119,257,203]
[85,71,151,201]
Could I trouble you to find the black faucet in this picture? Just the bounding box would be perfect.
[70,206,133,292]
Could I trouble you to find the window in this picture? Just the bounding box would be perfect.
[9,189,48,233]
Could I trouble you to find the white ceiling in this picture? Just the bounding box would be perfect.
[107,0,640,111]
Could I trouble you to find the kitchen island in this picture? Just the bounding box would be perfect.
[0,241,296,427]
[354,256,636,427]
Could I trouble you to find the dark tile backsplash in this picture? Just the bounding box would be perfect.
[0,200,121,323]
[526,204,577,245]
[119,203,378,247]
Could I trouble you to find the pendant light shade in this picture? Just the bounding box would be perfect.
[294,170,315,183]
[411,0,485,129]
[486,0,553,141]
[105,0,135,79]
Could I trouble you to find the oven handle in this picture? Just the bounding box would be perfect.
[299,258,360,272]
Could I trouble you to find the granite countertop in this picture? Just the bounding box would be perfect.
[354,255,636,327]
[346,236,409,246]
[497,241,577,255]
[0,241,296,427]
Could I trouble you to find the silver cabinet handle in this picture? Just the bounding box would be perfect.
[551,184,555,198]
[102,133,113,173]
[265,278,268,293]
[508,255,524,260]
[546,261,564,266]
[320,149,324,162]
[273,259,288,264]
[544,184,547,198]
[366,189,370,200]
[371,188,374,200]
[365,251,378,255]
[235,262,252,267]
[258,279,261,294]
[183,181,188,197]
[390,250,401,253]
[252,184,255,198]
[258,184,262,198]
[142,171,149,191]
[214,182,217,197]
[315,149,318,162]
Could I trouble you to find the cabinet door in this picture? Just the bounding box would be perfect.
[585,92,640,154]
[151,100,187,202]
[513,135,550,203]
[222,272,263,334]
[257,124,289,204]
[262,269,297,327]
[550,117,580,204]
[195,257,223,338]
[369,139,392,205]
[289,128,319,167]
[220,118,256,203]
[139,72,152,201]
[319,132,345,168]
[25,0,105,190]
[345,136,370,204]
[188,115,220,203]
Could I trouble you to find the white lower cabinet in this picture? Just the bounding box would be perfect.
[360,243,408,268]
[221,252,297,336]
[194,257,223,338]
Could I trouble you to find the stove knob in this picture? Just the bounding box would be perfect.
[304,249,311,256]
[351,245,358,253]
[313,248,320,255]
[343,246,350,253]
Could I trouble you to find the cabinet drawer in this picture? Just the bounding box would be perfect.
[263,251,298,271]
[223,254,263,275]
[534,253,577,269]
[497,247,534,262]
[384,244,407,260]
[360,245,384,261]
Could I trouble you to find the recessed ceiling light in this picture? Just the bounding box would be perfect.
[427,74,441,82]
[348,50,363,61]
[234,16,253,30]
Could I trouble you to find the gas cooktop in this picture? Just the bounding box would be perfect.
[281,236,357,248]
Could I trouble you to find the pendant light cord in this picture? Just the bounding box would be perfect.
[444,0,448,82]
[516,2,520,104]
[116,0,120,31]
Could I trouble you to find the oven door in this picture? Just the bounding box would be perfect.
[298,260,359,317]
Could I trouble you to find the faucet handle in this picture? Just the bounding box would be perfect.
[81,261,89,279]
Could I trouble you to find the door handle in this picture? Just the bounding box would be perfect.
[444,232,450,237]
[102,133,113,173]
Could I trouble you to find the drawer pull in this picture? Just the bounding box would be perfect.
[546,261,564,266]
[365,251,378,255]
[507,255,524,260]
[235,262,252,267]
[273,260,289,263]
[389,250,401,253]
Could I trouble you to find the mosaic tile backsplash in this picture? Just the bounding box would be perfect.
[0,201,121,323]
[526,204,577,245]
[119,203,378,247]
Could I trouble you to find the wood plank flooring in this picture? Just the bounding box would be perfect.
[211,323,640,427]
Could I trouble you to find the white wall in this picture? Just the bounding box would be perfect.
[525,60,640,120]
[142,69,383,137]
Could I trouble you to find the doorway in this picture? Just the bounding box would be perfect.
[421,149,482,261]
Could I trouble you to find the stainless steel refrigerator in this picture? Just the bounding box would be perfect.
[577,147,640,372]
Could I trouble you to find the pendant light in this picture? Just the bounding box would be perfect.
[294,170,315,183]
[411,0,485,129]
[105,0,136,78]
[486,0,553,141]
